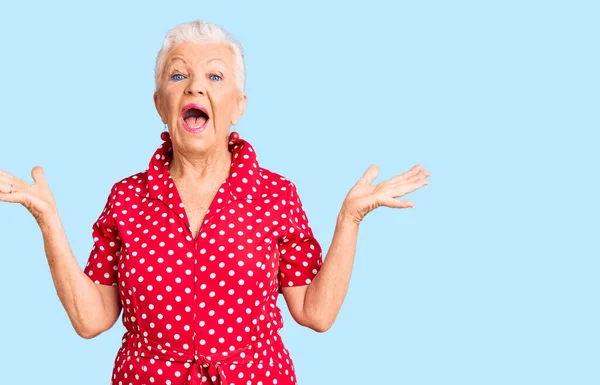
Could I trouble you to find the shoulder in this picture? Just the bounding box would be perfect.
[258,166,297,198]
[257,167,310,216]
[107,170,150,200]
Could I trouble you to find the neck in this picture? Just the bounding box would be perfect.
[169,145,232,186]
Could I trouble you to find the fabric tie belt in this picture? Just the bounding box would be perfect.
[126,333,254,385]
[183,344,254,385]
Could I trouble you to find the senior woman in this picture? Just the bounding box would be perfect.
[0,20,430,385]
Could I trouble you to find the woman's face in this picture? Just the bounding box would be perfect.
[153,41,246,155]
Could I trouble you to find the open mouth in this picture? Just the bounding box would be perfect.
[181,104,210,132]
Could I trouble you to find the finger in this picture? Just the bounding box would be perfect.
[0,180,24,195]
[0,168,14,177]
[381,198,414,209]
[406,178,429,191]
[0,190,26,204]
[0,170,29,188]
[359,164,380,185]
[389,170,430,188]
[0,175,13,186]
[393,179,429,194]
[31,166,47,187]
[391,180,429,198]
[401,169,431,185]
[389,164,425,184]
[0,177,29,196]
[0,182,13,194]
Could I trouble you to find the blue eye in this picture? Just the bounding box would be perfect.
[171,73,185,81]
[210,74,222,81]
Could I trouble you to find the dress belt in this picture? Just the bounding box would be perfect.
[125,332,255,385]
[183,343,254,385]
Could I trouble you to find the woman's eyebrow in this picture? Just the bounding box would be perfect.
[167,56,188,66]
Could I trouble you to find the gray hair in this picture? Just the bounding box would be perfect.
[154,20,246,92]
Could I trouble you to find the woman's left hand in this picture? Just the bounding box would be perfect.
[340,164,431,224]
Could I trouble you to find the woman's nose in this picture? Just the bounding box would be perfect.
[184,76,206,95]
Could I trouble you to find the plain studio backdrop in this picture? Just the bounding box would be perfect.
[0,1,598,384]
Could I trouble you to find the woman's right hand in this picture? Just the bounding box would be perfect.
[0,166,57,226]
[1,165,121,338]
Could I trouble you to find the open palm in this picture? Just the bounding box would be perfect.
[342,164,431,224]
[0,166,57,225]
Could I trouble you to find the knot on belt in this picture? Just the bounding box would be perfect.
[184,344,254,385]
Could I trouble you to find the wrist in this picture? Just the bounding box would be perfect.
[337,207,361,227]
[38,207,60,232]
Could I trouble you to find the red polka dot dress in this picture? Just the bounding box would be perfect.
[83,132,324,385]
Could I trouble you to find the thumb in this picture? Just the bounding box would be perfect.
[359,164,380,185]
[31,166,47,186]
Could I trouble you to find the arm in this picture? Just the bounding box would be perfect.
[41,211,122,338]
[0,167,121,339]
[281,212,358,332]
[282,164,431,332]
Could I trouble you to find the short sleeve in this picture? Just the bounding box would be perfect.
[83,184,122,286]
[277,181,323,292]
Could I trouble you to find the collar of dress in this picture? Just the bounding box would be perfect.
[145,131,267,203]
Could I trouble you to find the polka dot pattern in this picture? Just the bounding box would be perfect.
[84,132,323,385]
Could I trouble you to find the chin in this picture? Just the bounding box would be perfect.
[176,126,218,151]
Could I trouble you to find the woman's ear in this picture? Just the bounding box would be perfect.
[231,93,247,126]
[153,91,167,124]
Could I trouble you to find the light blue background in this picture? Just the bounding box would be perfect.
[0,1,598,384]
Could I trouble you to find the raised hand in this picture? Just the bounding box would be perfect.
[0,166,57,225]
[341,164,431,224]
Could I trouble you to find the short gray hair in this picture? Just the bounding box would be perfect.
[154,20,245,92]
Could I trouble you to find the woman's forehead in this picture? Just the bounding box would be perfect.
[167,41,235,67]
